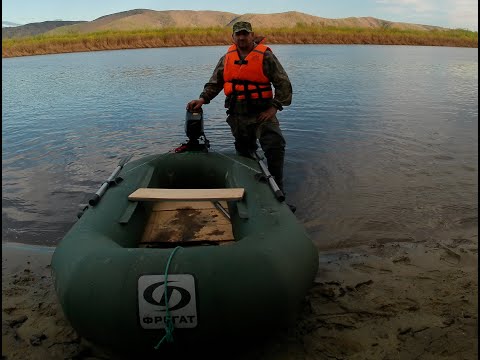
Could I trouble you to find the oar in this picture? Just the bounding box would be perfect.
[88,154,133,206]
[251,150,285,202]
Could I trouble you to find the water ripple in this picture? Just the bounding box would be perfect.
[2,45,478,247]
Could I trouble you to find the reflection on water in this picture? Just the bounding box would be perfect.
[2,45,478,247]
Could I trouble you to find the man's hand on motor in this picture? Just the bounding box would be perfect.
[186,98,205,111]
[257,106,277,122]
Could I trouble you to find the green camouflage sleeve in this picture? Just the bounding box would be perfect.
[263,50,293,111]
[199,55,226,104]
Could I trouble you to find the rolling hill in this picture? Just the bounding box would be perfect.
[2,9,446,39]
[2,20,86,39]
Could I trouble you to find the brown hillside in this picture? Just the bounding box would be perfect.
[46,9,447,36]
[47,9,238,34]
[2,20,86,39]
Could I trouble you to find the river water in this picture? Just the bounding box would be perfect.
[2,45,478,249]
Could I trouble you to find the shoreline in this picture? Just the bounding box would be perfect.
[3,41,477,59]
[2,238,477,359]
[3,27,477,58]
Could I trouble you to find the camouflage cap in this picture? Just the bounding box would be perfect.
[233,21,253,33]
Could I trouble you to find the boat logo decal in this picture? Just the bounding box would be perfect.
[143,281,191,311]
[138,274,197,329]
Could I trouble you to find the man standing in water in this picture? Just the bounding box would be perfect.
[187,21,293,207]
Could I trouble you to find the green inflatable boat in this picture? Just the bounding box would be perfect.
[51,112,318,352]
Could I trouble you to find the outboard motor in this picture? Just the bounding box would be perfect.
[176,109,210,152]
[185,109,204,143]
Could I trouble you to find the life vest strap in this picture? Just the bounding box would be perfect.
[231,79,271,100]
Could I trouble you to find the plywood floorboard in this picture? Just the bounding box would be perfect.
[139,201,234,247]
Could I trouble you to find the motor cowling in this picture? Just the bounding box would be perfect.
[185,109,204,143]
[176,109,209,152]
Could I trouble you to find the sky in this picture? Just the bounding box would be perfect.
[2,0,478,31]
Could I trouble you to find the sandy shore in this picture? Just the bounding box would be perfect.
[2,237,477,360]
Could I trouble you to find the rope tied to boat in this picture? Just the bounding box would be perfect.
[122,151,174,176]
[210,148,261,173]
[154,246,183,350]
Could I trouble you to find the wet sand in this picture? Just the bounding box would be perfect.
[2,237,477,360]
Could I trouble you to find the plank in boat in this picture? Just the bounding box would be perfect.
[139,201,234,247]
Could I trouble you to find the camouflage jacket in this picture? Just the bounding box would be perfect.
[199,46,292,113]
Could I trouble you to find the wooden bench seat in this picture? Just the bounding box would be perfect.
[128,188,245,202]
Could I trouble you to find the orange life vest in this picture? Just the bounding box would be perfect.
[223,44,273,101]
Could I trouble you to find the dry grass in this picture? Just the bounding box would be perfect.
[2,26,477,58]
